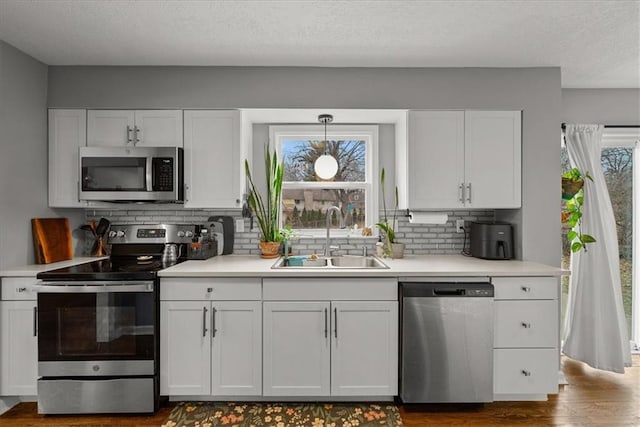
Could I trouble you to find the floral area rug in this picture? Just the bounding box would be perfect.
[162,402,403,427]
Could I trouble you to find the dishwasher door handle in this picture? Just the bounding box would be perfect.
[433,288,466,296]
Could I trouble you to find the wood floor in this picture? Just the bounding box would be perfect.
[2,355,638,426]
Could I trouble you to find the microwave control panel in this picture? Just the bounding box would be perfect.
[152,158,174,191]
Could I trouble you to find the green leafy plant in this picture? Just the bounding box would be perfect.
[245,145,284,243]
[376,168,399,248]
[562,168,596,252]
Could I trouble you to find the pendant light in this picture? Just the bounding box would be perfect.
[314,114,338,180]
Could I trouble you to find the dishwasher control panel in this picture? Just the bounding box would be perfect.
[466,288,493,297]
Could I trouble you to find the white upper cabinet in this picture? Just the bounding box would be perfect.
[87,110,182,147]
[408,111,465,209]
[407,110,521,209]
[464,111,521,209]
[48,109,87,208]
[183,110,242,208]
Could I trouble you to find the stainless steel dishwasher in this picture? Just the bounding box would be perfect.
[400,279,494,403]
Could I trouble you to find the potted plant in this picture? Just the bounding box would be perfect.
[280,225,298,257]
[245,145,284,258]
[376,168,404,258]
[562,167,586,200]
[561,168,596,252]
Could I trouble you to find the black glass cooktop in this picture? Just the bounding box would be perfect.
[37,257,173,281]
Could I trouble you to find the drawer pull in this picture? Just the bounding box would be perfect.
[207,287,213,293]
[521,286,531,293]
[521,369,532,376]
[521,322,532,328]
[17,287,27,293]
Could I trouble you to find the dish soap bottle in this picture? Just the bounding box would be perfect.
[375,236,385,257]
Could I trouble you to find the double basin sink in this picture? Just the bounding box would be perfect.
[272,255,389,269]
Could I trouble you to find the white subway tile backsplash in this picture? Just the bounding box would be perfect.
[85,208,494,256]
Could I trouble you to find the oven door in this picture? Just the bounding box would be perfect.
[37,281,157,377]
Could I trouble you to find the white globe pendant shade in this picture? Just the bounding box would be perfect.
[314,154,338,180]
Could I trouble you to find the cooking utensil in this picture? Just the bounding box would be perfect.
[96,218,111,237]
[80,224,97,237]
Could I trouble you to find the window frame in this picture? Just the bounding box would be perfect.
[270,124,379,238]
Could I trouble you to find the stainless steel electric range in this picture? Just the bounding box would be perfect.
[34,224,201,414]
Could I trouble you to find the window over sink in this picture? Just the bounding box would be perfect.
[270,125,379,237]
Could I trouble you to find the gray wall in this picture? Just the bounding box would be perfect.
[562,89,640,124]
[48,66,562,266]
[0,42,83,269]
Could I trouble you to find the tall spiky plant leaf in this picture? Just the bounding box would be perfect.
[245,146,284,242]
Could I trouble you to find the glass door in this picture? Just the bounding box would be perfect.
[601,128,638,350]
[38,288,157,361]
[561,128,639,350]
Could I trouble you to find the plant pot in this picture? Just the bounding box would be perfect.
[259,241,281,259]
[562,177,584,200]
[390,242,405,259]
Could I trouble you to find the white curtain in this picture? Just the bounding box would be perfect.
[562,124,631,373]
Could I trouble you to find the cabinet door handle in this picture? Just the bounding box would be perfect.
[324,308,328,338]
[466,182,472,203]
[521,322,532,329]
[126,126,133,144]
[135,126,141,145]
[17,287,27,293]
[521,369,532,377]
[458,183,465,203]
[185,183,189,202]
[33,307,38,337]
[211,307,217,338]
[334,307,338,339]
[521,286,531,293]
[202,307,208,337]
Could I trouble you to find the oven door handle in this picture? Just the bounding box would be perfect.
[34,282,154,293]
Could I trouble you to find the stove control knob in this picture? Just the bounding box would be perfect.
[116,230,126,238]
[108,230,117,238]
[185,231,194,238]
[177,231,185,238]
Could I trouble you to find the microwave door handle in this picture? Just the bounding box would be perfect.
[146,156,153,192]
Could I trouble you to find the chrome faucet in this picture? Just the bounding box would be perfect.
[325,206,345,257]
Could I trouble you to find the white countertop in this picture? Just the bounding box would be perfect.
[159,254,566,278]
[0,257,107,277]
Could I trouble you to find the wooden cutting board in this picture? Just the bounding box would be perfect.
[31,218,73,264]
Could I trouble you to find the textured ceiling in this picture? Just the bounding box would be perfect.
[0,0,638,88]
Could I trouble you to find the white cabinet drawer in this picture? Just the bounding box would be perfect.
[494,300,558,348]
[1,277,38,301]
[263,278,397,301]
[161,278,261,301]
[494,348,558,395]
[492,277,557,300]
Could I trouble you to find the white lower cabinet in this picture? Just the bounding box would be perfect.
[160,301,212,395]
[210,301,262,396]
[494,348,558,395]
[0,278,39,396]
[160,278,262,397]
[492,276,559,400]
[330,301,398,396]
[263,301,331,396]
[262,278,398,397]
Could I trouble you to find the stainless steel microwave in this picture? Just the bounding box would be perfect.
[79,146,183,202]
